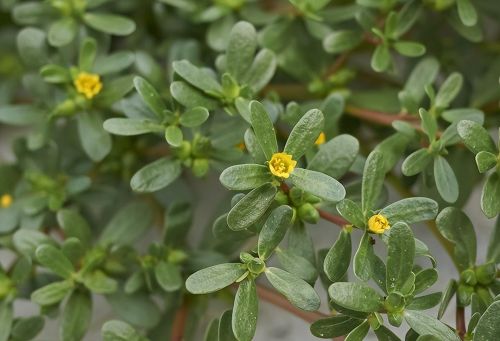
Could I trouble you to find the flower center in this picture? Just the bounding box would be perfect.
[74,72,103,99]
[368,214,390,234]
[269,152,297,179]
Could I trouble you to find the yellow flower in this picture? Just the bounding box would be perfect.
[269,152,297,179]
[0,194,13,208]
[74,72,103,99]
[368,214,390,234]
[315,132,326,145]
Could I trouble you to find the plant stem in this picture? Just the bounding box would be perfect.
[256,284,345,341]
[456,305,466,340]
[171,302,188,341]
[318,209,348,227]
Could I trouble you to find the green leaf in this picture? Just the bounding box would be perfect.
[482,173,500,218]
[11,316,44,341]
[438,280,457,319]
[371,45,391,72]
[361,150,385,214]
[227,183,277,231]
[219,310,237,341]
[40,64,71,83]
[94,74,134,107]
[345,320,370,341]
[284,109,324,160]
[328,282,382,312]
[276,249,318,284]
[324,229,352,282]
[249,100,278,160]
[79,38,97,71]
[31,280,74,306]
[102,320,142,341]
[61,290,92,341]
[310,315,363,338]
[0,105,44,126]
[56,210,91,248]
[406,292,442,310]
[170,80,219,110]
[404,310,460,341]
[154,262,182,292]
[83,270,118,294]
[204,318,219,341]
[36,245,74,279]
[380,197,438,225]
[434,156,459,203]
[402,149,433,176]
[226,21,257,82]
[258,205,293,260]
[232,279,258,341]
[475,151,497,173]
[172,60,222,95]
[0,303,13,341]
[457,120,497,155]
[473,301,500,341]
[93,51,135,75]
[100,201,154,246]
[107,292,160,329]
[419,108,438,140]
[130,158,181,193]
[180,107,209,127]
[13,229,55,258]
[242,49,276,93]
[487,216,500,263]
[435,72,463,109]
[133,76,167,119]
[77,112,112,162]
[220,164,273,191]
[336,199,365,227]
[436,207,476,270]
[83,13,136,36]
[323,30,364,54]
[414,268,438,295]
[48,17,77,47]
[185,263,246,294]
[373,325,401,340]
[104,118,163,136]
[265,267,320,311]
[289,168,345,202]
[308,134,359,178]
[393,41,426,57]
[386,222,415,293]
[354,232,373,282]
[165,125,183,147]
[457,0,477,27]
[400,57,440,108]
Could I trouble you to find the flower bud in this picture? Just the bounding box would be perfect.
[388,312,403,327]
[457,284,474,307]
[247,258,265,275]
[274,191,289,205]
[460,269,477,286]
[192,158,209,178]
[298,203,319,224]
[475,262,496,285]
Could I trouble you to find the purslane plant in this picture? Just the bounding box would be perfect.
[0,0,499,341]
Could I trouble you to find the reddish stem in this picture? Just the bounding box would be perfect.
[318,209,349,228]
[171,303,188,341]
[256,284,345,341]
[456,306,466,340]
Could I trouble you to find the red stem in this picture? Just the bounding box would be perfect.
[318,209,349,227]
[456,306,466,340]
[171,303,188,341]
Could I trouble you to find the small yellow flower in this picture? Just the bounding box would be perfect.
[315,132,326,145]
[0,194,13,208]
[269,152,297,179]
[368,214,390,234]
[74,72,103,99]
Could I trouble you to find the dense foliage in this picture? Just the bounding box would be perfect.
[0,0,499,340]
